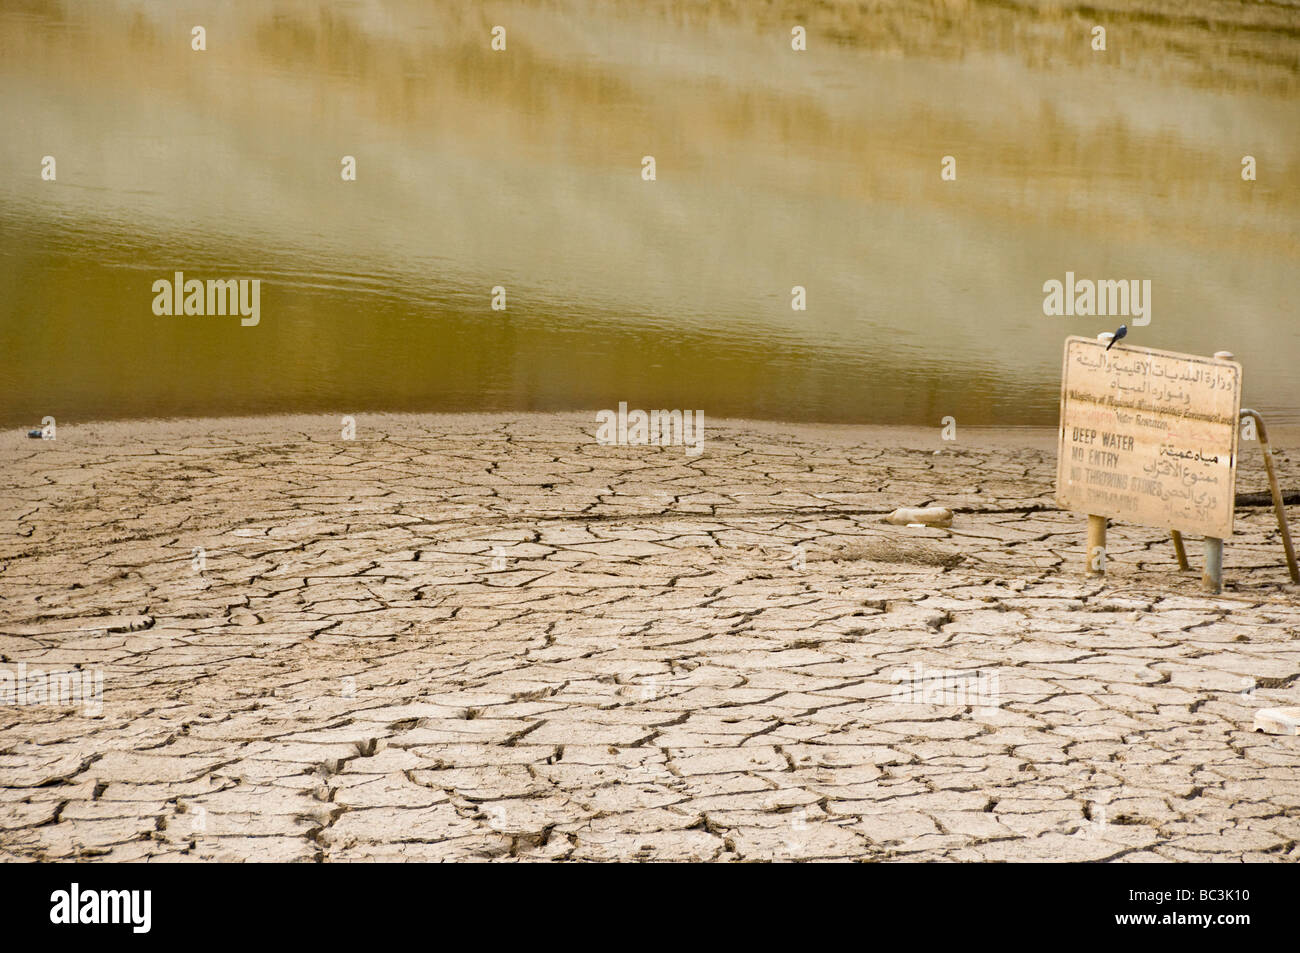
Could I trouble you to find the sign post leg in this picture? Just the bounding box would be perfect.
[1170,531,1190,570]
[1087,514,1106,576]
[1203,537,1223,593]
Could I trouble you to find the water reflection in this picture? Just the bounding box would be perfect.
[1,0,1296,426]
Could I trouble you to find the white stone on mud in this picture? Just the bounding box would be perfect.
[884,506,954,527]
[1254,708,1300,736]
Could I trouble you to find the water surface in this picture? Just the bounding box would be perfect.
[2,0,1297,427]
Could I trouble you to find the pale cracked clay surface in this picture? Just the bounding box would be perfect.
[1,413,1298,863]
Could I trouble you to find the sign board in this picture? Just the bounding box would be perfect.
[1056,337,1241,539]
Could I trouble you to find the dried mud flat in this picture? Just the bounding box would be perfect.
[1,413,1298,863]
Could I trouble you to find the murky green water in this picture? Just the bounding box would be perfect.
[2,1,1297,428]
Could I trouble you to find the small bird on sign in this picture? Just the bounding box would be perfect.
[1105,324,1127,351]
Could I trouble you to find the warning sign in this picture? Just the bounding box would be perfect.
[1056,337,1241,538]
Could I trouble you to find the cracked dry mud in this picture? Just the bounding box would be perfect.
[1,413,1298,863]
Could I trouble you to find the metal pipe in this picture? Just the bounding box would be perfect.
[1240,408,1300,584]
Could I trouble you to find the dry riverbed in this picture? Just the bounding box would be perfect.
[1,413,1298,862]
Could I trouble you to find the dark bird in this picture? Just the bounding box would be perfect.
[1106,324,1127,351]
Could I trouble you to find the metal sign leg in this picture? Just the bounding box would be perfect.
[1203,537,1224,593]
[1087,515,1106,576]
[1170,531,1190,571]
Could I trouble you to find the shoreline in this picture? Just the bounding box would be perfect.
[8,410,1298,445]
[6,410,1063,442]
